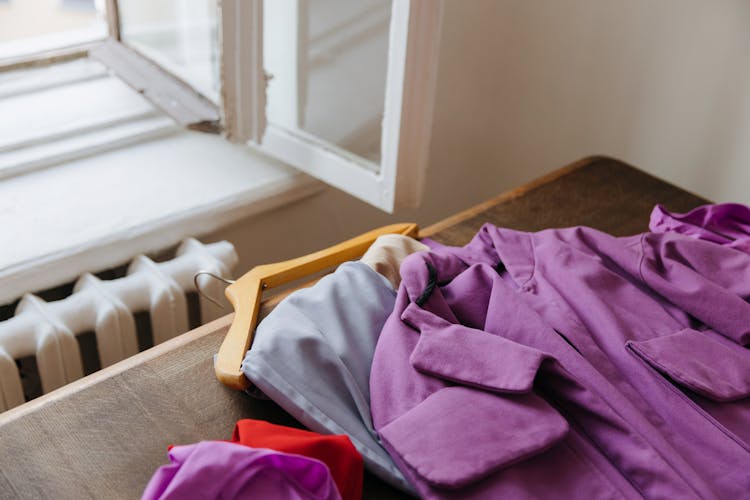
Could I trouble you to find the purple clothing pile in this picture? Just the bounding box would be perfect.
[370,204,750,499]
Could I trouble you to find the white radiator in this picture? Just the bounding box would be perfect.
[0,238,237,412]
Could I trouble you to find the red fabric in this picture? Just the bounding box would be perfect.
[231,419,363,500]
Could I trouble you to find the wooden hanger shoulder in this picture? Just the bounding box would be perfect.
[215,223,419,390]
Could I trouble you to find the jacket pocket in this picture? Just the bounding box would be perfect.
[378,385,568,490]
[626,328,750,403]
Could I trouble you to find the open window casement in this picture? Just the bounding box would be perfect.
[222,0,444,213]
[0,0,441,212]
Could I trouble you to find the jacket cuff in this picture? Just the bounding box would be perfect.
[378,386,569,489]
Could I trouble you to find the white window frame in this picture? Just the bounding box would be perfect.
[1,0,443,214]
[0,0,220,180]
[222,0,444,213]
[0,58,179,180]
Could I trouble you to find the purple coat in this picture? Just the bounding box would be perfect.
[370,206,750,499]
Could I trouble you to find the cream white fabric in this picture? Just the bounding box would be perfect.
[360,234,429,289]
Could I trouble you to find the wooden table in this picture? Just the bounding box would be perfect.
[0,157,707,499]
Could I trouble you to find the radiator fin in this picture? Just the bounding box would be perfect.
[82,273,138,367]
[0,239,237,412]
[0,351,23,410]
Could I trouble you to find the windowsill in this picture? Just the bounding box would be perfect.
[0,130,323,305]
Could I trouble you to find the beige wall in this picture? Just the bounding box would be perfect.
[208,0,750,275]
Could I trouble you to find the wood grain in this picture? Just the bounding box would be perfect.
[424,156,706,245]
[0,157,709,499]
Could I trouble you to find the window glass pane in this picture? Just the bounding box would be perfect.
[120,0,219,102]
[265,0,391,164]
[0,0,107,60]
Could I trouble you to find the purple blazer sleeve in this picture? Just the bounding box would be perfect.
[377,303,568,490]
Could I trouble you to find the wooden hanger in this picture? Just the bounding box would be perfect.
[215,222,420,390]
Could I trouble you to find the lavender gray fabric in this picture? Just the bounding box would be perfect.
[371,219,750,499]
[241,261,413,493]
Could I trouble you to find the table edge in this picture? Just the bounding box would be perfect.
[420,155,609,236]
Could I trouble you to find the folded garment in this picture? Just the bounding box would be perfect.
[142,441,341,500]
[241,246,420,492]
[231,419,362,500]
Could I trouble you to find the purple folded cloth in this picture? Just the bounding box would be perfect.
[650,202,750,252]
[142,441,341,500]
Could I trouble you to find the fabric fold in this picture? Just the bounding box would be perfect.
[142,441,341,500]
[639,232,750,345]
[378,386,568,489]
[231,419,363,500]
[649,203,750,253]
[626,329,750,403]
[402,303,548,394]
[241,261,414,492]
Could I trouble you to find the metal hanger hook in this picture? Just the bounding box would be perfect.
[194,271,235,309]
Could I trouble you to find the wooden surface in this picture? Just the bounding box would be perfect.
[0,157,708,499]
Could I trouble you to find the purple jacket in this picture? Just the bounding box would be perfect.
[370,209,750,499]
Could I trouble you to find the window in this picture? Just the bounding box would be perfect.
[118,0,220,102]
[0,0,107,61]
[0,0,443,213]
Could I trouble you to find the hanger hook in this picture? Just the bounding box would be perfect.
[194,271,235,309]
